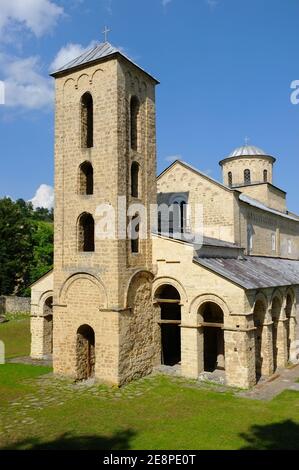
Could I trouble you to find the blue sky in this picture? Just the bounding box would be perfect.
[0,0,298,212]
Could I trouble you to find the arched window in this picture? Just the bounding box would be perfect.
[244,169,251,184]
[81,93,93,148]
[130,96,140,151]
[263,169,268,183]
[228,172,233,188]
[79,161,93,195]
[131,213,140,253]
[78,213,95,252]
[131,162,139,197]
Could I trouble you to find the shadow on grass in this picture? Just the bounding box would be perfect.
[1,430,136,450]
[240,420,299,450]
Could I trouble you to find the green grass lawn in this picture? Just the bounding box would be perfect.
[0,317,299,450]
[0,315,30,358]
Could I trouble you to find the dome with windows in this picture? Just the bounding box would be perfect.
[219,143,276,188]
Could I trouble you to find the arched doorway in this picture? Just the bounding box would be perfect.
[253,300,267,380]
[76,325,95,380]
[199,302,225,372]
[155,285,181,366]
[272,297,282,371]
[43,297,53,356]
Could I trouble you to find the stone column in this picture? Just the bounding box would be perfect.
[276,319,288,368]
[30,315,45,359]
[260,322,274,376]
[181,325,204,379]
[224,328,256,389]
[289,316,298,363]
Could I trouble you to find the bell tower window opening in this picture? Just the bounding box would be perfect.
[78,213,95,252]
[81,93,93,149]
[130,96,140,151]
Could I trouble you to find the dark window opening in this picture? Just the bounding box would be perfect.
[263,169,268,183]
[131,213,140,253]
[79,161,93,195]
[228,172,233,188]
[130,96,140,151]
[81,92,93,148]
[131,162,139,197]
[244,169,251,184]
[171,200,187,235]
[78,213,95,252]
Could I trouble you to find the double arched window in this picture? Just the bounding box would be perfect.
[130,96,140,151]
[78,213,95,252]
[81,92,93,148]
[169,197,188,235]
[79,161,93,195]
[244,169,251,184]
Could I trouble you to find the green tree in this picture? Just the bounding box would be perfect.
[0,198,54,296]
[0,198,34,295]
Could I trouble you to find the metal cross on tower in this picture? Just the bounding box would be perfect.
[102,26,111,43]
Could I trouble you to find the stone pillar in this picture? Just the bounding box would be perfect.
[260,323,274,376]
[224,328,256,389]
[289,317,298,363]
[181,326,203,379]
[30,316,45,359]
[276,319,288,368]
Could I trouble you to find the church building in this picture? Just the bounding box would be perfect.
[30,41,299,389]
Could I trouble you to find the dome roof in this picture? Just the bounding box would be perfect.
[228,145,268,158]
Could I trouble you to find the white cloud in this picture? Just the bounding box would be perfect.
[165,155,182,163]
[0,54,53,109]
[50,41,97,72]
[106,0,113,15]
[0,0,64,38]
[30,184,54,209]
[162,0,172,6]
[205,0,219,9]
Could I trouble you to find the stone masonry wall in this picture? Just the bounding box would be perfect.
[0,296,30,314]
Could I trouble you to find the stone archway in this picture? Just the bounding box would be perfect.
[198,302,225,372]
[43,296,53,356]
[76,324,95,380]
[154,284,181,367]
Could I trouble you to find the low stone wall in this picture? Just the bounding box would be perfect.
[0,296,30,315]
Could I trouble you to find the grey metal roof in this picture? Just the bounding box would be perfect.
[239,194,299,222]
[51,41,159,83]
[194,256,299,289]
[228,145,269,158]
[52,42,118,74]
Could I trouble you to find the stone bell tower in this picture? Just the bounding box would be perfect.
[50,42,160,385]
